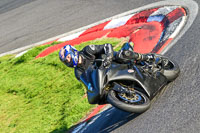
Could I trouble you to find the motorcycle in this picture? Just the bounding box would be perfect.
[82,53,180,113]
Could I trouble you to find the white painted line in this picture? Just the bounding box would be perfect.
[15,50,29,58]
[169,16,187,39]
[72,122,87,133]
[104,14,134,30]
[149,6,178,16]
[58,30,85,42]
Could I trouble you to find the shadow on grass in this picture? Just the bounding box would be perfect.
[50,126,68,133]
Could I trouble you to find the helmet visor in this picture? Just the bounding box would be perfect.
[59,45,79,67]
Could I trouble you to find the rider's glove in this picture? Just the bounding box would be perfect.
[103,54,113,68]
[145,54,155,61]
[122,50,134,59]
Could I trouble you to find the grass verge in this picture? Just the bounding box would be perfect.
[0,37,127,133]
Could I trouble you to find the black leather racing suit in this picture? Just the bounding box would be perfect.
[75,44,113,80]
[75,43,153,86]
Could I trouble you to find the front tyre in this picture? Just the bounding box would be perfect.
[107,90,151,113]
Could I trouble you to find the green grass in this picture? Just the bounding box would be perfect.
[0,38,124,133]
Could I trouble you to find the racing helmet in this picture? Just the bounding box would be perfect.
[59,45,79,67]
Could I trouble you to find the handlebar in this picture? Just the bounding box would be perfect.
[94,58,111,69]
[93,59,105,69]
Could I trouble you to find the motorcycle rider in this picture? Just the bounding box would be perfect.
[59,42,154,88]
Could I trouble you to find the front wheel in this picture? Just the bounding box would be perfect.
[107,90,151,113]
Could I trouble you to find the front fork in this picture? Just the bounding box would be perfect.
[112,82,135,96]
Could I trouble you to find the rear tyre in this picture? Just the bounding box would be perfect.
[154,54,180,81]
[107,90,151,113]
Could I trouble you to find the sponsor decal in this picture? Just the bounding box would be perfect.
[128,69,135,73]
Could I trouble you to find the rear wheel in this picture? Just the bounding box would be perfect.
[154,54,180,81]
[107,89,150,113]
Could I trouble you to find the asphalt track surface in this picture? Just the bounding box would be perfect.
[0,0,163,54]
[0,0,199,133]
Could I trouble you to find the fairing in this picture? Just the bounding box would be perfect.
[87,62,168,104]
